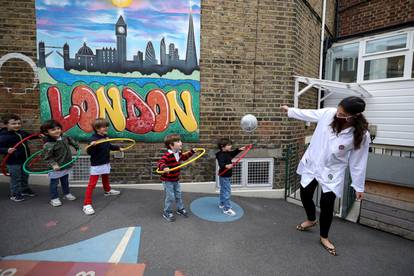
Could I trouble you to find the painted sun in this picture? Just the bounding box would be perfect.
[111,0,133,8]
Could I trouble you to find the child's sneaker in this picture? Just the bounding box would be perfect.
[83,204,95,215]
[223,208,236,216]
[163,212,176,222]
[50,198,62,207]
[177,208,189,218]
[104,189,121,196]
[21,189,36,197]
[64,193,77,201]
[10,194,25,202]
[218,204,224,209]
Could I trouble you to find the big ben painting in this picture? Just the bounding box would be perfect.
[35,0,200,142]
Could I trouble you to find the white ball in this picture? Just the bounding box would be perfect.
[240,114,258,133]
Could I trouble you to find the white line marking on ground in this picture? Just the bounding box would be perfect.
[108,227,135,263]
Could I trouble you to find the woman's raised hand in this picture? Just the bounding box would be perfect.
[280,105,289,113]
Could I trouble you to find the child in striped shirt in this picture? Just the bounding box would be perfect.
[157,134,194,222]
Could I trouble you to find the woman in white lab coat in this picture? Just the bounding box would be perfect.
[281,96,370,256]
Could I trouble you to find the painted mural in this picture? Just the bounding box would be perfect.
[35,0,200,141]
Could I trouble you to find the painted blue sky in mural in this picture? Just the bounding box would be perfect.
[35,0,200,69]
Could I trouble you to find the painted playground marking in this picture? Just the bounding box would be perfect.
[108,227,135,263]
[0,260,146,276]
[44,220,58,228]
[80,226,89,232]
[3,226,141,264]
[190,196,244,222]
[0,225,188,275]
[1,226,142,275]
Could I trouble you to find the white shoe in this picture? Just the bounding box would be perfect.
[83,204,95,215]
[50,198,62,207]
[64,193,77,201]
[223,209,236,216]
[104,189,121,196]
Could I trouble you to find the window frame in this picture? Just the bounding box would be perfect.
[363,33,409,56]
[362,54,407,81]
[326,27,414,84]
[324,40,360,82]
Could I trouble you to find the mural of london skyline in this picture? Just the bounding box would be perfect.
[36,0,200,75]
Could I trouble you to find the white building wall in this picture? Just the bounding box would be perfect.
[323,79,414,147]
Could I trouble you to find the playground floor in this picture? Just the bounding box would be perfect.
[0,184,413,276]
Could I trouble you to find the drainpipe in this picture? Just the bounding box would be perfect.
[335,0,339,39]
[318,0,327,108]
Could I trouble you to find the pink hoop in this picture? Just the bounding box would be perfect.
[1,133,41,176]
[218,144,253,176]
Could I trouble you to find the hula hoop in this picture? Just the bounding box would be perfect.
[23,148,81,174]
[218,144,253,176]
[156,148,206,174]
[84,138,136,151]
[1,133,41,176]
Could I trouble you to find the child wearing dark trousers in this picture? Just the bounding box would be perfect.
[41,120,79,207]
[83,118,121,215]
[0,114,37,202]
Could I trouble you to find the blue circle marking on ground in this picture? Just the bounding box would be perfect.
[190,196,244,222]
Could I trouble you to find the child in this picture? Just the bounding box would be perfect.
[82,118,122,215]
[41,120,79,207]
[216,138,245,216]
[157,134,195,222]
[0,114,37,202]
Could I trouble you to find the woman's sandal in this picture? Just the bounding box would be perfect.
[296,220,318,231]
[320,239,337,256]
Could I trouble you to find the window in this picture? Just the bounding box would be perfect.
[364,55,405,80]
[412,54,414,78]
[365,34,407,54]
[325,29,414,82]
[325,43,359,82]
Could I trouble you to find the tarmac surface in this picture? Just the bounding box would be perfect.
[0,184,413,276]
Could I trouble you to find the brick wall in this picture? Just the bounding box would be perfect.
[0,0,334,188]
[193,0,331,188]
[283,0,326,188]
[0,0,39,133]
[338,0,414,37]
[306,0,337,35]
